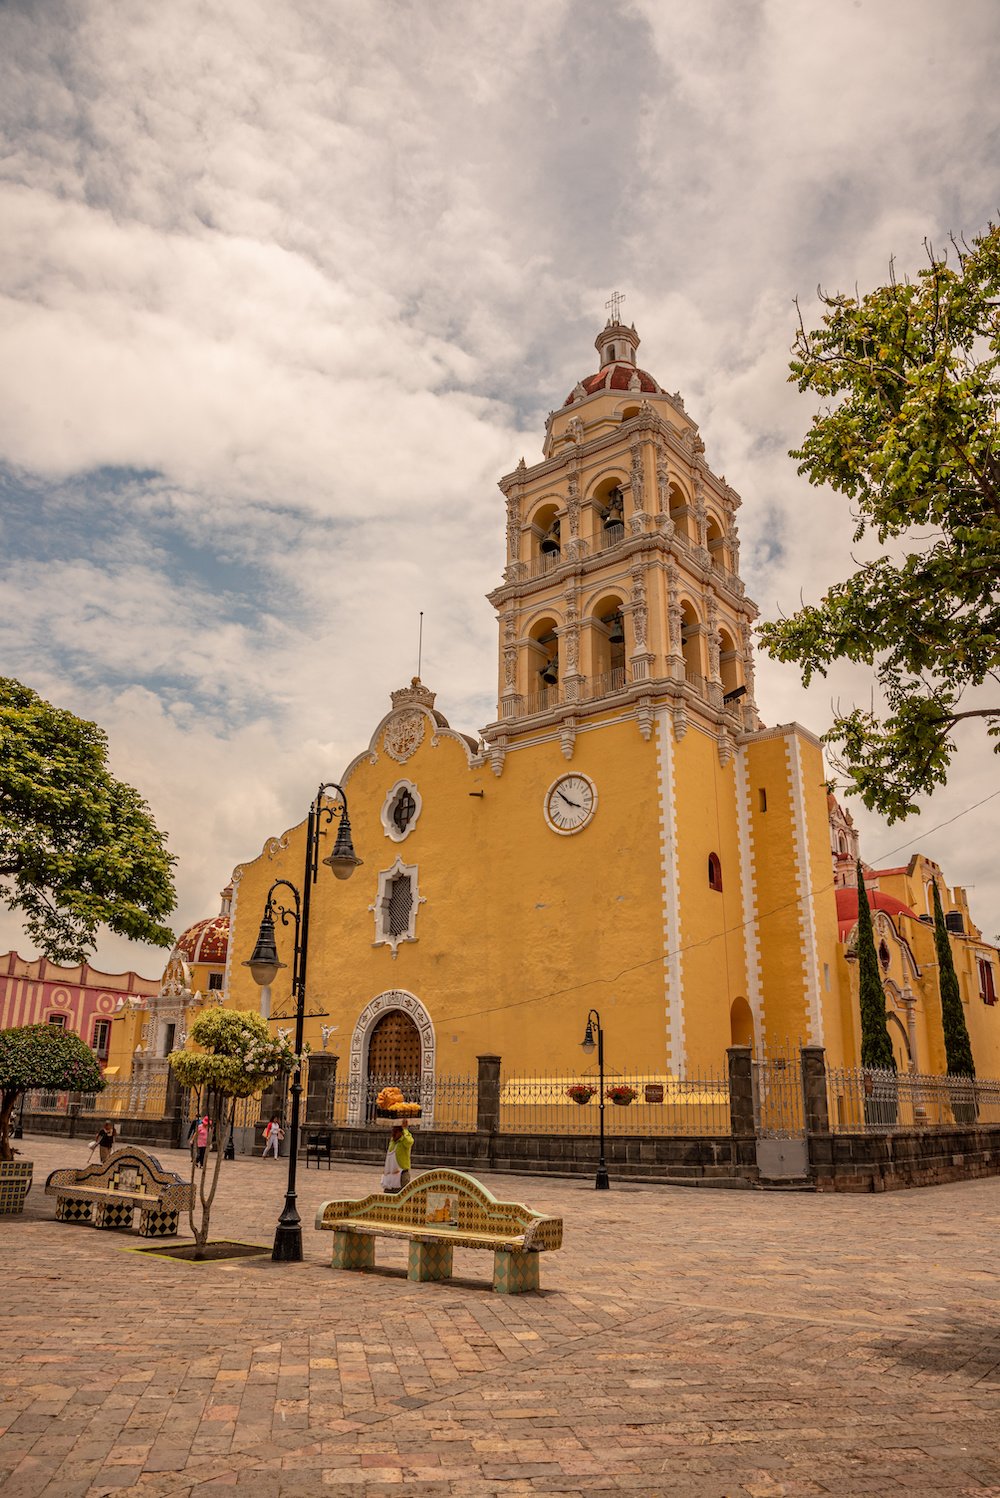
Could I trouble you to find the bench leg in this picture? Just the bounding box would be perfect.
[138,1206,180,1237]
[331,1230,374,1272]
[94,1200,134,1231]
[408,1240,453,1283]
[55,1196,92,1225]
[493,1248,541,1294]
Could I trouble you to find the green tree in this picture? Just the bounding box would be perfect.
[931,880,975,1079]
[0,1023,105,1161]
[759,224,1000,822]
[855,863,896,1071]
[170,1009,297,1257]
[0,677,176,962]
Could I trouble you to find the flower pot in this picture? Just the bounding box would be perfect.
[571,1096,592,1105]
[0,1159,33,1215]
[610,1097,633,1106]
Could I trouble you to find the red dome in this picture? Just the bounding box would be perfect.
[174,913,230,965]
[835,887,917,940]
[563,364,661,406]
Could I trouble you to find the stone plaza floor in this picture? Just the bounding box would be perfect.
[2,1135,1000,1497]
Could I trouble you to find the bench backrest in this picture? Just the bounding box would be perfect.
[45,1147,192,1208]
[316,1167,563,1250]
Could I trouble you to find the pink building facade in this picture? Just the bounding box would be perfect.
[0,952,159,1069]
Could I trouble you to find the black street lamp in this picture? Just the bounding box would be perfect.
[580,1008,609,1190]
[244,781,362,1261]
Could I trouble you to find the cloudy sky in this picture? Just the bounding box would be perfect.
[2,0,999,977]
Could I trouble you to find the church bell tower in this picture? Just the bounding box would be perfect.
[482,301,760,774]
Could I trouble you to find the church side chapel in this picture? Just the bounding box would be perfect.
[150,307,999,1108]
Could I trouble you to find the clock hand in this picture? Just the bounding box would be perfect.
[558,791,582,809]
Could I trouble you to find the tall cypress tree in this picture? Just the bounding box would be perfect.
[855,862,896,1070]
[931,880,976,1078]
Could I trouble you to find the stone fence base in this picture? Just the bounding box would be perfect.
[810,1126,1000,1191]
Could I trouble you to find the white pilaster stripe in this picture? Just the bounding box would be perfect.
[656,707,684,1074]
[734,745,763,1040]
[784,734,824,1045]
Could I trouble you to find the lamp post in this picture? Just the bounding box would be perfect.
[580,1008,609,1190]
[244,781,362,1261]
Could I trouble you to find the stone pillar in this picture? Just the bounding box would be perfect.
[800,1045,830,1135]
[165,1067,186,1148]
[476,1055,501,1136]
[306,1052,338,1125]
[727,1045,756,1174]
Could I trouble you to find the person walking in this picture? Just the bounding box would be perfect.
[382,1122,413,1193]
[262,1115,283,1158]
[92,1120,116,1163]
[188,1114,212,1167]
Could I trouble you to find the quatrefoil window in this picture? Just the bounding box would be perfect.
[381,780,422,843]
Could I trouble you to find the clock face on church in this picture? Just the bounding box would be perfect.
[544,774,598,835]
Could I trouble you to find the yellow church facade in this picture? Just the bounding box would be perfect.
[221,316,872,1095]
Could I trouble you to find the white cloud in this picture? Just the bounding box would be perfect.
[1,0,998,979]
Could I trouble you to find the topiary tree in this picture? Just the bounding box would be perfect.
[931,880,976,1080]
[169,1009,297,1257]
[0,1023,106,1160]
[855,863,896,1071]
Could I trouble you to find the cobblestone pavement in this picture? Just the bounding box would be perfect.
[2,1135,1000,1497]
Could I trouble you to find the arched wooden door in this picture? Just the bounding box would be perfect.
[365,1008,422,1121]
[367,1009,421,1082]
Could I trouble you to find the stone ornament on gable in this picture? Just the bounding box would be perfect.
[383,710,426,764]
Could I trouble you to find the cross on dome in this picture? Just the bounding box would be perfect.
[605,290,626,323]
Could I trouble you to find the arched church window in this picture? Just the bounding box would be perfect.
[708,853,723,892]
[372,858,423,955]
[387,874,414,938]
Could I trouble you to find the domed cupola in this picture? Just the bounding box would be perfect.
[563,313,662,406]
[595,317,640,369]
[173,888,232,965]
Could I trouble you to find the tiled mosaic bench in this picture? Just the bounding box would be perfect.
[315,1168,563,1294]
[44,1147,194,1237]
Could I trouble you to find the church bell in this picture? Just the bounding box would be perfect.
[540,659,559,686]
[602,488,624,529]
[540,520,561,556]
[606,612,625,645]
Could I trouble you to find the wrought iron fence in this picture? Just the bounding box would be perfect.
[498,1071,730,1136]
[753,1050,806,1139]
[323,1073,478,1131]
[827,1067,1000,1133]
[24,1077,171,1118]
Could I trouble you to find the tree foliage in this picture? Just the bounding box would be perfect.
[0,1022,105,1160]
[759,224,1000,822]
[931,881,975,1079]
[855,864,896,1071]
[0,677,177,962]
[170,1009,297,1254]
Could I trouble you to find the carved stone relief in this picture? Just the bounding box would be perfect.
[383,710,426,764]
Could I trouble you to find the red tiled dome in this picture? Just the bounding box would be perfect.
[563,364,661,406]
[835,887,917,940]
[174,913,229,965]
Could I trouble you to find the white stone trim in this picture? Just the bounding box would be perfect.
[369,856,424,957]
[734,745,763,1046]
[380,779,423,843]
[785,734,825,1046]
[657,706,684,1074]
[346,989,436,1127]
